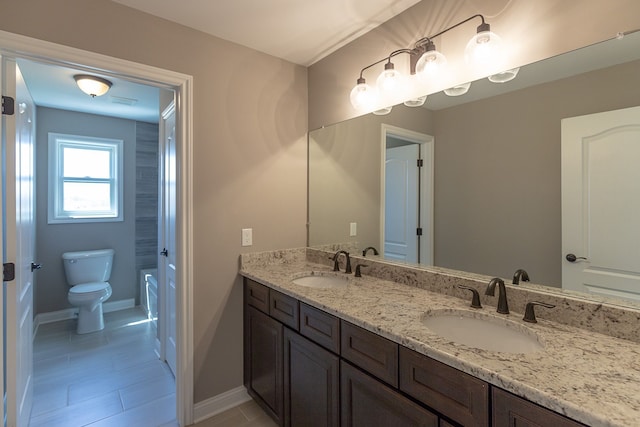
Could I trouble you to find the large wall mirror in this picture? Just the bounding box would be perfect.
[309,31,640,305]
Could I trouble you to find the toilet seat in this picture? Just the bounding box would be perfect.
[69,281,110,294]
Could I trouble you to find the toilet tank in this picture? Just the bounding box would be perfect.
[62,249,115,286]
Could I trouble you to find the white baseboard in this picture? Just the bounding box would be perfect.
[193,386,251,423]
[33,298,136,334]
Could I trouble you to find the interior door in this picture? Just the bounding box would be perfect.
[2,58,36,426]
[561,105,640,301]
[384,144,419,263]
[159,102,177,376]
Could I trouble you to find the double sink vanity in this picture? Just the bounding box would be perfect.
[240,247,640,427]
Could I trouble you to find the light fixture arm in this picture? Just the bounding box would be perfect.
[414,14,486,49]
[357,48,413,80]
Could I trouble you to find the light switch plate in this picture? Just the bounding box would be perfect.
[242,228,253,246]
[350,222,357,237]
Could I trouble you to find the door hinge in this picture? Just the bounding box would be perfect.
[3,262,15,281]
[416,228,423,236]
[417,159,423,168]
[2,95,15,115]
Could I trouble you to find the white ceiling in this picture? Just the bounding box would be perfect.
[110,0,422,66]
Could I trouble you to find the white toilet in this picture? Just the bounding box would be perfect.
[62,249,114,334]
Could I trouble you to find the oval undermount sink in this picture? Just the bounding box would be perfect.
[291,271,350,289]
[421,309,543,354]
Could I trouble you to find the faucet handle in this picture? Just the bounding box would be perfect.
[328,255,340,271]
[354,264,368,277]
[523,301,555,323]
[457,285,482,309]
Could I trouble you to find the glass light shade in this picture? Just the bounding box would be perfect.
[404,95,427,107]
[349,80,377,110]
[74,75,112,97]
[464,30,504,66]
[376,66,404,94]
[372,106,393,115]
[488,67,520,83]
[443,82,471,97]
[415,48,447,77]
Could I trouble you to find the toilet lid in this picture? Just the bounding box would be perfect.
[69,282,110,294]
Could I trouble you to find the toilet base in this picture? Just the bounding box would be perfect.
[76,303,105,334]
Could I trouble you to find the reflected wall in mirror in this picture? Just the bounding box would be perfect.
[309,32,640,294]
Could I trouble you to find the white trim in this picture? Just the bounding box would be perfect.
[380,124,434,265]
[0,30,194,426]
[193,387,252,424]
[33,298,136,333]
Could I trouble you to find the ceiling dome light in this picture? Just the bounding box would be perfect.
[488,67,520,83]
[415,41,447,78]
[464,22,504,67]
[74,74,113,97]
[349,77,377,110]
[404,95,427,107]
[443,82,471,97]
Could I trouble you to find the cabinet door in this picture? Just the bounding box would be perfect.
[284,329,339,427]
[492,388,586,427]
[245,306,283,425]
[341,361,438,427]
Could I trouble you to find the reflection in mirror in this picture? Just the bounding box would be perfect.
[308,31,640,305]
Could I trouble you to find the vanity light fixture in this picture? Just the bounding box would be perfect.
[350,14,509,110]
[443,82,471,97]
[372,106,393,115]
[74,74,112,98]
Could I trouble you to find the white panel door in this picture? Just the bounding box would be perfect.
[562,105,640,301]
[160,102,177,376]
[3,59,36,427]
[384,144,419,262]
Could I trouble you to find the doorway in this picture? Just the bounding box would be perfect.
[380,124,434,265]
[0,31,194,426]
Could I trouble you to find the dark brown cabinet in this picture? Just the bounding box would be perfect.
[244,306,283,424]
[283,328,339,427]
[341,360,438,427]
[243,278,586,427]
[492,388,586,427]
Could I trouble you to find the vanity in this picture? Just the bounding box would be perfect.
[240,248,640,427]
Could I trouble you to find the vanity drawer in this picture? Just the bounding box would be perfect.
[245,279,269,314]
[399,347,489,427]
[300,303,340,353]
[492,388,586,427]
[269,290,299,330]
[341,320,398,387]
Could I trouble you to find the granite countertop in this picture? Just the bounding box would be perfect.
[240,254,640,427]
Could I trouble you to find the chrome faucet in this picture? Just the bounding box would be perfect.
[512,269,530,285]
[332,250,352,274]
[485,277,509,314]
[362,246,379,257]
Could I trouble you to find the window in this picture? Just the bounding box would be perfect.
[48,133,123,223]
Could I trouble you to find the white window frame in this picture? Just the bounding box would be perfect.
[48,133,124,224]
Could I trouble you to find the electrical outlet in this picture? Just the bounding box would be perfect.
[350,222,357,237]
[242,228,253,246]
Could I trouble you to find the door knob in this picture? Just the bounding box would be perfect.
[30,262,42,272]
[160,248,168,257]
[565,253,587,263]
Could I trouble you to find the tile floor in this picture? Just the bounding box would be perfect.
[31,307,276,427]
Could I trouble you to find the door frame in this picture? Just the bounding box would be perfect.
[380,124,434,265]
[0,30,195,426]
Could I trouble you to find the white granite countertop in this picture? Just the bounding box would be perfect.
[240,256,640,427]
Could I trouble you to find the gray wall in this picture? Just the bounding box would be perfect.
[35,107,137,314]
